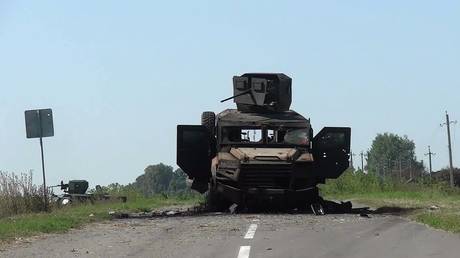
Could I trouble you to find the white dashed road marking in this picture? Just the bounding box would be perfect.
[237,246,251,258]
[238,223,257,257]
[244,224,258,239]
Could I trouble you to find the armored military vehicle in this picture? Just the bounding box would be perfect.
[51,180,127,206]
[177,73,350,210]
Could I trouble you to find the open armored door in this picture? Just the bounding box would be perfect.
[313,127,351,179]
[177,125,212,192]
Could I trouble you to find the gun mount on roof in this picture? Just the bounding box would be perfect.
[221,73,292,113]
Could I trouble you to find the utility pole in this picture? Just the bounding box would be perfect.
[360,151,364,172]
[425,146,435,178]
[441,111,457,187]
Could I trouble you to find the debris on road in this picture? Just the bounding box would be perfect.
[109,205,207,219]
[311,203,325,216]
[109,199,374,220]
[229,204,238,214]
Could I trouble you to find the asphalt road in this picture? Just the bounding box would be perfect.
[2,211,460,258]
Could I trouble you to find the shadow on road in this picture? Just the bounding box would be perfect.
[372,206,419,215]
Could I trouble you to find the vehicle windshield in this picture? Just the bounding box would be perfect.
[222,127,263,143]
[281,128,309,145]
[268,128,309,145]
[222,127,309,145]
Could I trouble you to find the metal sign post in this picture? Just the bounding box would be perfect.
[25,109,54,211]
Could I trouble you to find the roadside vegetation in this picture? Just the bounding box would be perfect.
[0,194,201,242]
[0,165,202,243]
[322,169,460,233]
[322,132,460,233]
[0,171,45,218]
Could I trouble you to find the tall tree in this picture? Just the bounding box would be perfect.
[133,164,189,196]
[134,163,174,196]
[367,133,424,178]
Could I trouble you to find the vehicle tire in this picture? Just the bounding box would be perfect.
[204,189,220,211]
[201,111,216,135]
[205,185,231,212]
[296,187,321,210]
[58,197,72,206]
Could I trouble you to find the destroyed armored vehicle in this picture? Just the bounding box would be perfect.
[177,73,351,210]
[51,180,127,206]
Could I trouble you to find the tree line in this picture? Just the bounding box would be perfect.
[102,163,191,197]
[357,132,459,185]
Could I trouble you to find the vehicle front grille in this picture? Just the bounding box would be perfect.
[239,164,292,189]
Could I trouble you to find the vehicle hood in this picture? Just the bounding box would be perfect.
[230,147,299,161]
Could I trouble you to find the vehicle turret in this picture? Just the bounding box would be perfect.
[221,73,292,113]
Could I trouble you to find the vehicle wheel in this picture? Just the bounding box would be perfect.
[205,187,231,212]
[296,187,321,210]
[204,189,219,211]
[201,111,216,135]
[58,197,72,206]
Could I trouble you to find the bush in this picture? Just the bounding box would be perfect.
[0,171,45,218]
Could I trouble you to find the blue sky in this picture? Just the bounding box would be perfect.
[1,1,459,187]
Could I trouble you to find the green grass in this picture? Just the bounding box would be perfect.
[0,195,202,242]
[322,170,460,233]
[325,191,460,233]
[417,213,460,233]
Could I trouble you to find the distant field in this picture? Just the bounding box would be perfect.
[0,195,201,242]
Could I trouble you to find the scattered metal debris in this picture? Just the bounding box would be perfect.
[229,204,238,214]
[311,203,325,216]
[109,199,373,219]
[109,205,208,219]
